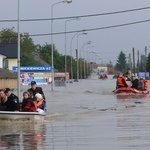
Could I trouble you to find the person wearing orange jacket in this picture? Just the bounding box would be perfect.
[116,74,128,89]
[138,77,148,91]
[33,93,46,112]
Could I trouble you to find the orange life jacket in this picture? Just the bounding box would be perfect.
[117,76,126,87]
[143,80,148,90]
[33,100,44,111]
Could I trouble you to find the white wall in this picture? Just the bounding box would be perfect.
[0,54,6,68]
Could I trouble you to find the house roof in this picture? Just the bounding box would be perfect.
[0,68,17,78]
[0,43,17,58]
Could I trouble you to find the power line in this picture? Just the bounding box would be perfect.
[0,18,150,38]
[0,6,150,22]
[29,18,150,36]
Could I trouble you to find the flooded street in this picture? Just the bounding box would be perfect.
[0,74,150,150]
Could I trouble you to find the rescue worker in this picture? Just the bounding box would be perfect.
[116,74,128,89]
[126,68,132,81]
[131,75,139,90]
[138,77,148,91]
[143,78,149,90]
[4,88,20,111]
[138,77,145,91]
[28,81,46,100]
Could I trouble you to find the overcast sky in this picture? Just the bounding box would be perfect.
[1,0,150,65]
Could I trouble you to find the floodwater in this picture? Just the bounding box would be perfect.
[0,74,150,150]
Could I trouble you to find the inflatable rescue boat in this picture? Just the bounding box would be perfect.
[113,87,149,94]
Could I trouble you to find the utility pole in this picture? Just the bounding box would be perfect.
[128,53,132,69]
[132,48,135,75]
[145,46,147,78]
[137,50,139,75]
[75,49,79,81]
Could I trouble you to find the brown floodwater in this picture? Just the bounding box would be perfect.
[0,74,150,150]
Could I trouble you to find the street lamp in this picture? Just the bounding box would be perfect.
[77,33,88,81]
[65,17,79,84]
[90,51,101,71]
[17,0,21,100]
[86,46,94,78]
[80,41,91,80]
[70,31,87,81]
[51,0,72,91]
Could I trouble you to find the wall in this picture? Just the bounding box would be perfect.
[8,59,17,70]
[0,78,17,89]
[0,54,6,68]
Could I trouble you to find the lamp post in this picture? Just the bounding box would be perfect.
[90,51,100,72]
[17,0,20,100]
[79,41,91,80]
[77,33,87,81]
[86,46,94,78]
[51,0,72,91]
[70,31,87,81]
[65,17,79,84]
[70,32,79,81]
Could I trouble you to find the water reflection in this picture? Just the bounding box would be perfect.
[0,121,46,150]
[115,94,149,100]
[117,112,150,149]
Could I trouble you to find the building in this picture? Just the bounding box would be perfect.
[0,43,17,70]
[0,68,17,89]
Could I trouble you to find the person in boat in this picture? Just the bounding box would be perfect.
[131,75,139,90]
[104,74,108,78]
[138,77,145,91]
[126,68,132,81]
[21,91,36,112]
[116,74,128,89]
[3,88,20,111]
[138,77,148,91]
[0,89,7,111]
[28,81,46,100]
[33,93,46,112]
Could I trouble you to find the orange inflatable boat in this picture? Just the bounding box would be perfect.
[99,74,108,79]
[113,87,149,94]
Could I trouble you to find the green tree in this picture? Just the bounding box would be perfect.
[115,51,127,72]
[38,43,65,71]
[0,27,17,43]
[146,53,150,72]
[140,54,146,72]
[0,28,41,66]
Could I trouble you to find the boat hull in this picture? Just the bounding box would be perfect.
[0,111,46,120]
[113,87,149,94]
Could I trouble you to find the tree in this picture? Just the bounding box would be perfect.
[140,54,146,72]
[146,53,150,72]
[0,27,17,43]
[115,51,127,72]
[0,28,41,66]
[38,43,65,71]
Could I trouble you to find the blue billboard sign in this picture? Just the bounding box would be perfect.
[12,66,53,72]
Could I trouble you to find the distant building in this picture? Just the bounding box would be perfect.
[97,66,108,73]
[107,66,121,74]
[0,43,17,70]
